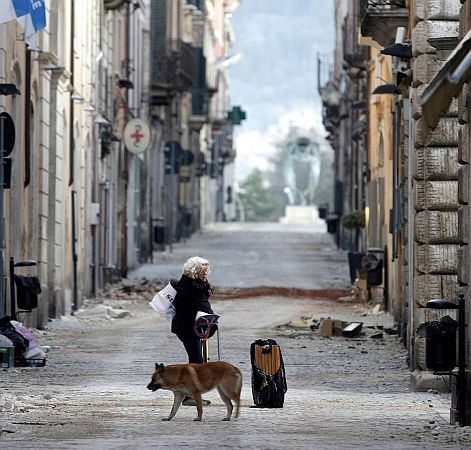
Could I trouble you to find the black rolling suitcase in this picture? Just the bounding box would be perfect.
[251,339,287,408]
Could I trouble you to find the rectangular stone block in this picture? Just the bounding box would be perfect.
[412,20,459,56]
[458,205,468,244]
[415,210,459,244]
[458,126,469,164]
[426,0,461,20]
[413,53,441,87]
[457,245,468,285]
[414,274,458,306]
[415,335,427,371]
[457,85,469,125]
[415,117,459,147]
[414,147,459,180]
[416,244,459,274]
[412,85,427,120]
[458,164,469,204]
[414,180,459,211]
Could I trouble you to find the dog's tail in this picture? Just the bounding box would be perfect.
[235,371,242,418]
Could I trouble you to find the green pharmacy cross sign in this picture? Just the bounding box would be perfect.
[227,106,246,125]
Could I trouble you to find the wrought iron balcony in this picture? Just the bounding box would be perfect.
[171,39,196,89]
[359,0,408,47]
[151,39,196,105]
[343,5,368,70]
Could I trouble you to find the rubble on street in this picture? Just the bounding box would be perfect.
[1,223,470,449]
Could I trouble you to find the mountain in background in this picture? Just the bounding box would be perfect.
[228,1,335,135]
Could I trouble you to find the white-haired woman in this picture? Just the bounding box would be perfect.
[171,256,215,364]
[170,256,215,406]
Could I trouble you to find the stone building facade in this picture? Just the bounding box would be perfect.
[320,0,471,424]
[0,1,240,329]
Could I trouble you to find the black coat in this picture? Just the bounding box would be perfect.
[170,275,214,337]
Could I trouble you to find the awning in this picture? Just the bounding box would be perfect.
[419,29,471,131]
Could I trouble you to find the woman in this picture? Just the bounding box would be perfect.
[171,256,215,406]
[171,256,215,365]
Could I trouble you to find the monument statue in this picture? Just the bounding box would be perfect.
[283,137,321,206]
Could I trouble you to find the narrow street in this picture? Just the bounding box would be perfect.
[1,223,471,449]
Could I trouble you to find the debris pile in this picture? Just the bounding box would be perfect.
[0,316,49,368]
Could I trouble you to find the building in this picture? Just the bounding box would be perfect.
[320,0,470,425]
[0,0,239,329]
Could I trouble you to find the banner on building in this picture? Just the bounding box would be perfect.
[0,0,47,47]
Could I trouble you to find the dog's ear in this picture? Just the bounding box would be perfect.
[157,363,165,373]
[155,363,159,370]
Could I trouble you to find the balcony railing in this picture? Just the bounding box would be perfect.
[151,39,196,97]
[359,0,408,47]
[343,10,368,69]
[359,0,406,14]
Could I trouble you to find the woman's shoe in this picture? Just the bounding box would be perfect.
[182,397,211,406]
[182,396,196,406]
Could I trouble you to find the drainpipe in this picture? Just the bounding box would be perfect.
[24,49,31,187]
[71,190,78,312]
[0,112,5,317]
[405,98,415,368]
[92,42,103,295]
[70,0,78,312]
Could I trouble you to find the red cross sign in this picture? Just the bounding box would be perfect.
[124,118,151,154]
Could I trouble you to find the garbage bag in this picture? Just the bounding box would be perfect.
[14,274,41,310]
[0,316,28,366]
[416,315,458,338]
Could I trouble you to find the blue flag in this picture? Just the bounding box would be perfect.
[0,1,46,45]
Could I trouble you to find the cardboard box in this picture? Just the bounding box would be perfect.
[0,346,14,368]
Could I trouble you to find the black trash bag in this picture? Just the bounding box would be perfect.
[416,315,458,338]
[14,274,41,310]
[251,339,287,408]
[0,316,28,366]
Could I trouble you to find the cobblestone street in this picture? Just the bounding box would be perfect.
[1,223,471,449]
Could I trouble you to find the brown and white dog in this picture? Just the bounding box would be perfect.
[147,361,242,421]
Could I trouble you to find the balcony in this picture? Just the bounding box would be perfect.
[172,39,196,89]
[151,39,196,106]
[359,0,408,47]
[343,8,368,69]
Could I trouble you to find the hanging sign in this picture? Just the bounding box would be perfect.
[124,118,151,154]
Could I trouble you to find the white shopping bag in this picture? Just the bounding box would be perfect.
[149,282,177,321]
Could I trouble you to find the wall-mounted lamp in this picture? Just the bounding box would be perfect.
[373,84,401,95]
[118,78,134,89]
[71,91,84,103]
[43,62,61,71]
[0,84,20,96]
[84,104,96,113]
[94,115,111,126]
[381,43,412,59]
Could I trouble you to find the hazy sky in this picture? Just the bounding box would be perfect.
[228,1,335,181]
